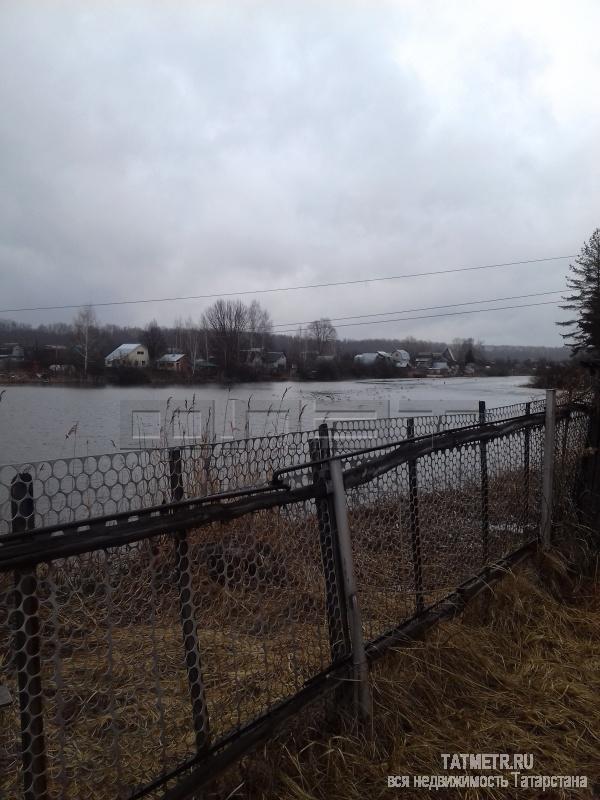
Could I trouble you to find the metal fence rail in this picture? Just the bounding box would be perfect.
[0,397,592,800]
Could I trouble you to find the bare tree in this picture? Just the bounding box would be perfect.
[142,319,166,366]
[173,316,186,353]
[201,300,248,371]
[72,305,99,376]
[452,337,475,365]
[182,316,203,374]
[308,318,337,355]
[247,300,273,350]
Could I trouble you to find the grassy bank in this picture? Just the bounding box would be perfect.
[245,553,600,799]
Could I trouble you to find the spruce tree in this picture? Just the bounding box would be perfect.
[559,229,600,353]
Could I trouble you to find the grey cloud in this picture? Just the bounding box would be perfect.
[1,1,599,345]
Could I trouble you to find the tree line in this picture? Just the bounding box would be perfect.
[0,299,340,378]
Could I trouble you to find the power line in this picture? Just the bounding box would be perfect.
[0,255,575,314]
[271,289,565,328]
[273,299,563,335]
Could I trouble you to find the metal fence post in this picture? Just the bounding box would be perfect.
[11,473,48,800]
[309,427,351,662]
[406,419,424,615]
[328,458,371,721]
[169,450,211,752]
[479,401,489,564]
[540,390,557,547]
[523,402,531,530]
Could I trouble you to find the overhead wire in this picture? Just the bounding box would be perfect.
[0,254,574,314]
[270,289,565,329]
[271,299,563,335]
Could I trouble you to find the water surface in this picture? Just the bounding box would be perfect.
[0,376,542,465]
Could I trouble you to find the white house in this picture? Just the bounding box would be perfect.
[0,342,25,363]
[390,349,411,368]
[261,351,287,372]
[241,349,287,373]
[105,343,149,368]
[354,349,410,368]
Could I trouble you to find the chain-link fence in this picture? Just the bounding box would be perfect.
[0,399,555,536]
[0,397,593,800]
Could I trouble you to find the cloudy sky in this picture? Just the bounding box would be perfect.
[1,0,599,345]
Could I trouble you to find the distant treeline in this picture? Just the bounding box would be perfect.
[0,307,572,384]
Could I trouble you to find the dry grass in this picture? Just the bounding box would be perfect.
[0,460,591,799]
[243,555,600,799]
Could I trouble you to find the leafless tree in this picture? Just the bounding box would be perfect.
[72,305,99,376]
[142,319,166,365]
[182,316,203,374]
[308,317,337,355]
[247,300,273,350]
[201,299,248,371]
[452,337,475,365]
[173,316,186,353]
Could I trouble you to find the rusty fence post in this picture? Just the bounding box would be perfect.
[479,401,489,564]
[328,457,371,721]
[11,472,48,800]
[309,425,351,662]
[169,449,211,752]
[406,418,424,615]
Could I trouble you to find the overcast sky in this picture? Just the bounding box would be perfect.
[1,0,599,345]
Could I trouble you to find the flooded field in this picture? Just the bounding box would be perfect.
[0,376,543,465]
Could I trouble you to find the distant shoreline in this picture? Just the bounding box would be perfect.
[0,373,536,390]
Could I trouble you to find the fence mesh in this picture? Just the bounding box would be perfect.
[0,398,593,800]
[1,399,551,536]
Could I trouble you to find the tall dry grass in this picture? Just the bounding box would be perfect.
[240,554,600,799]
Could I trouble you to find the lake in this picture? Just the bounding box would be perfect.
[0,376,543,465]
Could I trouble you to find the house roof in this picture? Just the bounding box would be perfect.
[262,351,286,364]
[105,343,144,362]
[157,353,187,363]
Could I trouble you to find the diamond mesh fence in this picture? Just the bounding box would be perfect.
[0,398,593,800]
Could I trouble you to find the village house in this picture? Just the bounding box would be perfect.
[193,357,218,375]
[414,347,457,375]
[156,352,191,374]
[104,343,150,368]
[354,349,410,368]
[261,351,287,373]
[0,343,25,370]
[240,348,287,373]
[240,348,264,368]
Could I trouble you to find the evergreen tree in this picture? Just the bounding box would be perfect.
[559,229,600,353]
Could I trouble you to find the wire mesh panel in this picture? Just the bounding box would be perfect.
[553,409,591,519]
[343,461,415,642]
[0,452,174,535]
[0,398,594,800]
[0,508,333,800]
[0,401,546,535]
[179,430,320,496]
[1,571,23,800]
[413,445,486,605]
[0,432,324,536]
[485,429,543,563]
[329,400,540,455]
